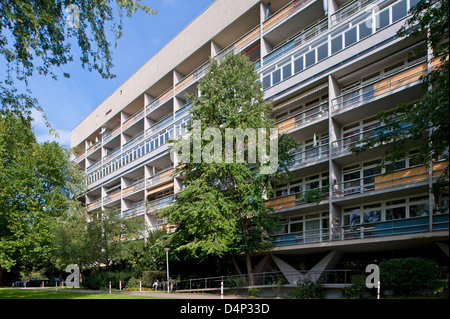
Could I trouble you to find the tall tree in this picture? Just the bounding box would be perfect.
[158,53,299,284]
[350,0,449,201]
[0,111,84,284]
[0,0,156,119]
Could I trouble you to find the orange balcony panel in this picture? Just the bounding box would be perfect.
[235,28,260,52]
[373,62,427,96]
[265,194,296,210]
[276,117,296,134]
[148,181,174,195]
[375,165,429,190]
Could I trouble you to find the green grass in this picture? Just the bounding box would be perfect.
[0,288,167,299]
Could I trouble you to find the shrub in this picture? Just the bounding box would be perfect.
[126,277,142,289]
[141,270,166,288]
[82,271,132,290]
[342,275,367,299]
[379,258,440,296]
[226,275,245,295]
[248,287,262,297]
[289,276,324,299]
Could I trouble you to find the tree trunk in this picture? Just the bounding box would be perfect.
[245,253,254,286]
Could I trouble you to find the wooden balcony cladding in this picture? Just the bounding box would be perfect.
[374,161,448,190]
[175,73,195,94]
[373,62,427,96]
[234,27,260,53]
[276,117,296,134]
[147,181,174,195]
[263,0,313,34]
[265,194,296,210]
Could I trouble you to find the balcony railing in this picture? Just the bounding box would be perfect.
[332,161,448,199]
[275,100,329,134]
[263,0,315,34]
[290,144,329,168]
[265,186,329,211]
[146,167,174,189]
[330,0,380,26]
[263,17,328,66]
[331,61,427,113]
[122,201,146,218]
[272,227,330,246]
[146,87,174,114]
[261,0,416,90]
[147,195,174,212]
[271,213,449,247]
[122,108,145,130]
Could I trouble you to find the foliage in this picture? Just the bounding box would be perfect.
[0,111,84,281]
[288,276,324,299]
[266,272,287,297]
[248,287,262,297]
[226,275,246,295]
[0,0,156,118]
[379,258,443,296]
[141,270,166,288]
[158,53,299,284]
[82,270,132,290]
[342,275,367,299]
[304,187,328,203]
[350,0,449,182]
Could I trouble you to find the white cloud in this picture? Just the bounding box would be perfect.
[32,109,72,147]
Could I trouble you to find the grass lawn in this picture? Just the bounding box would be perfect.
[0,288,167,299]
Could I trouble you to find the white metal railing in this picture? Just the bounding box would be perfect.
[330,0,380,26]
[275,100,329,134]
[147,195,175,212]
[332,164,447,198]
[331,60,427,113]
[263,17,328,66]
[263,0,315,34]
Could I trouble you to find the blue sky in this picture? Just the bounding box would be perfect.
[28,0,215,147]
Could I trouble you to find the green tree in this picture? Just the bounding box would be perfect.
[350,0,449,179]
[1,0,156,118]
[158,53,299,285]
[0,111,84,284]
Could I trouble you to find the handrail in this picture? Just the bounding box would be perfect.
[263,0,315,34]
[265,186,330,210]
[275,100,329,134]
[263,17,328,66]
[331,60,427,112]
[332,164,447,198]
[330,0,380,26]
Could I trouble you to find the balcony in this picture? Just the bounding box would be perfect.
[146,167,174,189]
[263,0,315,34]
[275,100,328,134]
[265,186,329,211]
[122,201,145,218]
[330,0,380,26]
[272,213,449,247]
[331,61,427,115]
[261,0,416,91]
[147,195,174,213]
[332,161,448,200]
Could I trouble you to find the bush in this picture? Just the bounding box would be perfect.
[126,277,142,289]
[342,275,367,299]
[226,275,245,295]
[248,287,261,297]
[82,271,132,290]
[141,270,166,288]
[379,258,441,296]
[289,276,324,299]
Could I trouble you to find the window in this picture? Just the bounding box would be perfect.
[331,35,343,54]
[344,27,357,47]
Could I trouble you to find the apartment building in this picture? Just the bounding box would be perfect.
[71,0,449,281]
